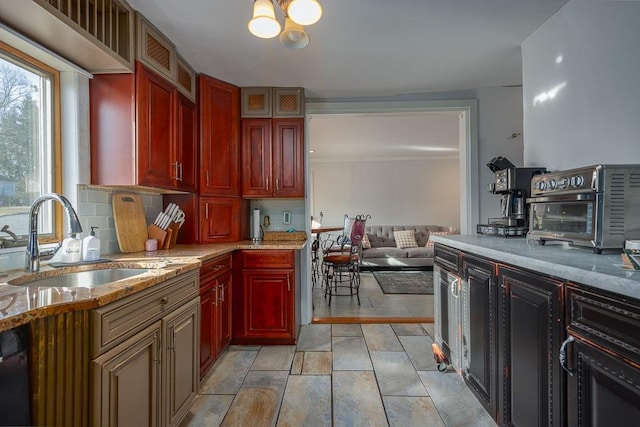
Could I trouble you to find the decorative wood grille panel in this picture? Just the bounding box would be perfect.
[248,94,267,111]
[278,94,298,112]
[146,33,171,69]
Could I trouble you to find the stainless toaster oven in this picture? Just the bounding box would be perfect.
[526,164,640,253]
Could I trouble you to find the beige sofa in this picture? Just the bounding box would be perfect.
[361,225,455,269]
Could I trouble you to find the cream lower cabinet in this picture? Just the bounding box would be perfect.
[90,270,200,427]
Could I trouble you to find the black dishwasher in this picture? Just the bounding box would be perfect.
[0,324,31,426]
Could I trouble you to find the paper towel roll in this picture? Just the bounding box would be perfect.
[252,209,261,241]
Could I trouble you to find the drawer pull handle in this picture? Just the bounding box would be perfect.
[219,284,225,302]
[160,297,169,305]
[287,276,291,292]
[559,335,575,376]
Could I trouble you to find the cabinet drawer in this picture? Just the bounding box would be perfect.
[200,254,232,281]
[566,283,640,364]
[434,243,459,272]
[242,250,294,269]
[91,270,199,357]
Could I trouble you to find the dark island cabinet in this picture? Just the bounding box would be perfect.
[565,283,640,426]
[497,265,564,427]
[461,254,498,419]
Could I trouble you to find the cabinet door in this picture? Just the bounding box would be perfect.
[199,283,216,379]
[498,266,563,427]
[137,62,176,189]
[164,298,200,427]
[241,269,294,340]
[567,335,640,426]
[199,197,244,243]
[217,271,233,356]
[175,93,198,192]
[241,119,272,197]
[199,75,240,196]
[462,254,497,419]
[272,118,304,197]
[434,264,462,371]
[92,322,162,427]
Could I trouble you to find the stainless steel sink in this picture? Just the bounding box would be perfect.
[13,268,153,288]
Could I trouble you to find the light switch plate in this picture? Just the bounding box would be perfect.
[283,211,291,225]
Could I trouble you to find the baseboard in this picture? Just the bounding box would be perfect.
[312,316,434,324]
[360,265,433,272]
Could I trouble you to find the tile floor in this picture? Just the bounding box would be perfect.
[312,271,434,320]
[180,323,496,427]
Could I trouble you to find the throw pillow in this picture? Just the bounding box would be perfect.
[426,231,450,248]
[394,230,418,249]
[362,233,371,249]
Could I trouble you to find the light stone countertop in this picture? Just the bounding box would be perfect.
[432,234,640,300]
[0,240,306,332]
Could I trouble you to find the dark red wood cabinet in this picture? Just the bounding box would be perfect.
[199,255,232,378]
[232,250,297,345]
[90,61,198,191]
[241,118,304,198]
[199,197,246,243]
[199,75,240,197]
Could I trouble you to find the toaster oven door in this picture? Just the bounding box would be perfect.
[527,194,597,243]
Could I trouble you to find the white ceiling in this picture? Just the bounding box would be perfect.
[126,0,569,99]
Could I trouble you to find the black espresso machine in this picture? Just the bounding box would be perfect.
[477,157,546,237]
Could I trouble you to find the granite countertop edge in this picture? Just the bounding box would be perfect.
[432,234,640,301]
[0,240,307,332]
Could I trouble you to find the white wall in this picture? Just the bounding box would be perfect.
[522,0,640,170]
[310,158,460,229]
[477,87,525,222]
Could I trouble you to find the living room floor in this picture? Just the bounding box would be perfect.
[179,323,495,427]
[312,271,433,322]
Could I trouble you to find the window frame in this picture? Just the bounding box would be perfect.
[0,40,62,245]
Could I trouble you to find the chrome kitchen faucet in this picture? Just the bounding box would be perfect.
[25,193,83,272]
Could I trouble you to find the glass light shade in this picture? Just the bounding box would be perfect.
[248,0,281,38]
[288,0,322,26]
[279,16,309,49]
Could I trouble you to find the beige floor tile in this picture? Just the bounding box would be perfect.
[252,346,296,371]
[276,375,332,427]
[383,396,444,427]
[422,323,435,339]
[179,394,234,427]
[399,335,438,371]
[200,350,258,395]
[290,351,304,375]
[370,351,428,396]
[301,352,332,375]
[362,324,404,351]
[391,323,427,336]
[333,371,388,427]
[296,324,332,351]
[332,324,363,337]
[332,336,373,371]
[221,371,289,427]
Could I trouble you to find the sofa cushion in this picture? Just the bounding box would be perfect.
[426,231,450,248]
[394,230,418,249]
[361,247,409,259]
[405,247,434,258]
[362,233,371,249]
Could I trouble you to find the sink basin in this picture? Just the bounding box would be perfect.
[14,268,153,288]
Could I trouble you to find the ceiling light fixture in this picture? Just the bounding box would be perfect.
[248,0,322,48]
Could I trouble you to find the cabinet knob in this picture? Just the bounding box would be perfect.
[160,297,169,305]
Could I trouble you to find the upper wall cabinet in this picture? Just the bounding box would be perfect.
[241,87,305,118]
[1,0,135,72]
[199,75,241,197]
[176,54,197,102]
[136,14,176,83]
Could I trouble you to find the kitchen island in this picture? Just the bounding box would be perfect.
[432,234,640,426]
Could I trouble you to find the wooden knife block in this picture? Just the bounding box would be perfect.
[147,223,179,249]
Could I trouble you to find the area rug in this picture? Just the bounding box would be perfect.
[372,270,434,295]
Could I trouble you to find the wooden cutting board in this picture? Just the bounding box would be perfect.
[112,193,147,252]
